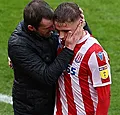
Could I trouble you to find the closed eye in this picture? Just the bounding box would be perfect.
[62,30,70,33]
[56,29,70,33]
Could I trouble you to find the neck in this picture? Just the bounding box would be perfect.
[79,29,86,40]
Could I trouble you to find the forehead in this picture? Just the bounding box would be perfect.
[40,18,53,28]
[55,21,72,30]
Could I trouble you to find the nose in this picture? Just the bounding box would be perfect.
[49,25,55,31]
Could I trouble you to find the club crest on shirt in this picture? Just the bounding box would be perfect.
[99,65,109,79]
[97,52,103,61]
[75,53,83,63]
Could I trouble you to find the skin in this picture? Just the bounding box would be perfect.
[8,18,85,68]
[31,17,84,50]
[28,18,54,38]
[54,18,85,43]
[37,18,54,37]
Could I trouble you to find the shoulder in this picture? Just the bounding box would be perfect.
[8,21,31,47]
[86,36,103,52]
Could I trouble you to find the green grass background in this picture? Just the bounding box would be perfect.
[0,0,120,114]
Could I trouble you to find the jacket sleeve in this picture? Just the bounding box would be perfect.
[95,85,111,115]
[8,43,74,85]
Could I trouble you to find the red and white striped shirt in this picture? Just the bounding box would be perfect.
[54,31,111,115]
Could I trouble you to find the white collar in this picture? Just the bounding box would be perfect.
[77,31,90,44]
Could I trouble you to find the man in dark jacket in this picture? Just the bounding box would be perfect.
[8,1,87,115]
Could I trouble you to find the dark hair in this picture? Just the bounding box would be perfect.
[24,0,54,29]
[54,2,81,23]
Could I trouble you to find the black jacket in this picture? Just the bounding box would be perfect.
[8,21,74,115]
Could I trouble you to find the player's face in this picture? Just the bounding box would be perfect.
[37,18,54,37]
[55,19,80,40]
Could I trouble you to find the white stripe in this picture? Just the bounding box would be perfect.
[88,52,103,87]
[88,76,98,112]
[0,93,13,105]
[71,33,96,114]
[71,53,85,115]
[54,99,57,115]
[58,74,68,115]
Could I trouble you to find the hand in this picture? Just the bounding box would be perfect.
[65,22,84,50]
[79,7,84,18]
[8,57,13,69]
[79,8,85,27]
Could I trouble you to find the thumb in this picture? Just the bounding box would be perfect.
[65,31,72,47]
[67,31,72,39]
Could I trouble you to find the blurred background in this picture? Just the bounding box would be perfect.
[0,0,120,114]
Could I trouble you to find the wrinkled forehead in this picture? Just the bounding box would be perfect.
[54,19,80,30]
[40,18,53,27]
[55,21,67,27]
[54,21,72,31]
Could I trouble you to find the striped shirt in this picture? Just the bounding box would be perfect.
[54,31,111,115]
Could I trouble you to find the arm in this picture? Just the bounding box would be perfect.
[8,44,73,86]
[88,43,111,114]
[95,85,111,115]
[8,21,82,85]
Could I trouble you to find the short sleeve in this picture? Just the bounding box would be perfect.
[88,48,111,87]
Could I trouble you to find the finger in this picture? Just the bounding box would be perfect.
[80,19,85,28]
[72,23,83,41]
[79,7,83,14]
[64,31,73,47]
[66,31,72,39]
[80,13,84,19]
[74,22,82,35]
[82,21,86,27]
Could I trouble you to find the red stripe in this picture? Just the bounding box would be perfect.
[78,43,110,114]
[63,41,87,115]
[78,44,97,114]
[64,73,77,115]
[74,40,87,56]
[56,83,62,115]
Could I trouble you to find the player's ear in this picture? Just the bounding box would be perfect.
[28,25,36,31]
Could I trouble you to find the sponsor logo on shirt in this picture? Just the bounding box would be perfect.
[66,64,76,76]
[99,65,109,79]
[75,53,83,63]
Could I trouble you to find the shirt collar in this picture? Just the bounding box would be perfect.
[77,31,90,44]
